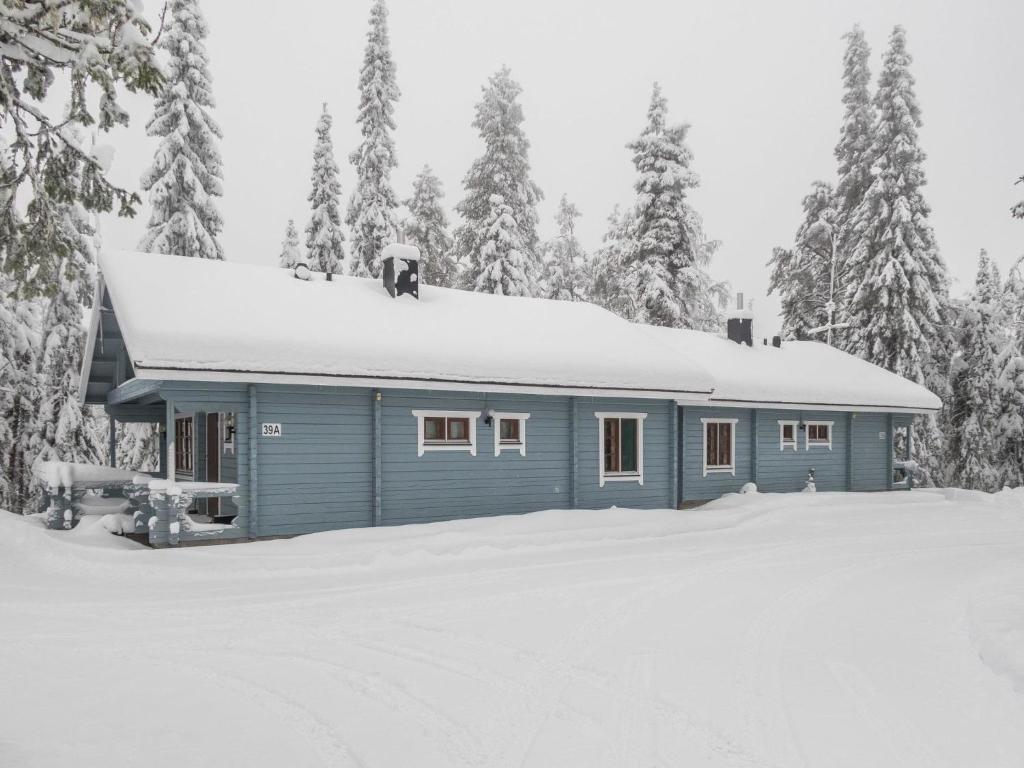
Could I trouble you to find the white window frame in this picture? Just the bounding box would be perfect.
[778,420,799,451]
[412,410,479,457]
[804,420,834,450]
[492,412,530,457]
[701,417,738,477]
[595,412,646,487]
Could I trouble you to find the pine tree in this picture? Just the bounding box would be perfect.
[347,0,400,279]
[844,26,951,484]
[589,206,636,319]
[279,220,302,268]
[0,286,41,514]
[1014,175,1023,219]
[995,262,1024,486]
[455,67,543,295]
[768,182,843,340]
[948,252,1002,491]
[540,194,588,301]
[624,83,723,329]
[138,0,224,260]
[116,423,161,473]
[305,104,345,280]
[403,165,456,287]
[0,0,161,293]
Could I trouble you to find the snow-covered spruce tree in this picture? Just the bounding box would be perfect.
[347,0,400,279]
[624,83,723,330]
[305,104,345,279]
[116,423,160,473]
[0,275,38,513]
[1013,175,1023,219]
[279,220,302,268]
[403,165,457,287]
[767,181,844,341]
[844,26,951,485]
[540,194,588,301]
[455,67,543,295]
[995,261,1024,486]
[947,252,1002,491]
[588,206,636,319]
[0,0,160,293]
[471,195,535,296]
[834,26,876,276]
[138,0,224,260]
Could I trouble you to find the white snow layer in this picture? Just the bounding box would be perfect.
[33,461,149,489]
[97,251,715,397]
[647,325,942,410]
[2,489,1023,766]
[382,242,421,262]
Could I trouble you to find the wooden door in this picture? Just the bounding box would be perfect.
[206,413,220,516]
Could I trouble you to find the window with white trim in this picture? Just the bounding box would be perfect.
[805,421,833,450]
[493,412,529,457]
[412,410,479,456]
[174,416,194,478]
[778,420,798,451]
[702,418,738,476]
[596,412,646,487]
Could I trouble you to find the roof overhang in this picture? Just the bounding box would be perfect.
[674,396,938,415]
[134,365,714,402]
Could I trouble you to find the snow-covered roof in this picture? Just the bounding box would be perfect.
[645,326,941,413]
[93,251,716,399]
[382,242,420,262]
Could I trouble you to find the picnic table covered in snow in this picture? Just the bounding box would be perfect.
[34,462,240,545]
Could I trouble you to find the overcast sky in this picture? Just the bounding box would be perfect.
[98,0,1024,334]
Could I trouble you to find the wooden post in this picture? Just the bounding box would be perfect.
[248,384,258,539]
[846,413,855,491]
[372,389,382,526]
[165,400,175,480]
[886,413,895,491]
[907,423,915,490]
[108,415,117,468]
[750,408,758,488]
[678,407,686,503]
[570,397,578,509]
[669,400,678,509]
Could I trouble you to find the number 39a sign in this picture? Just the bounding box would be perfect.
[261,423,283,437]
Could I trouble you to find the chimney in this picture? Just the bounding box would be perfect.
[726,292,752,346]
[381,243,420,299]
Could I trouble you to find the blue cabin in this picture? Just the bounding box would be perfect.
[79,249,940,546]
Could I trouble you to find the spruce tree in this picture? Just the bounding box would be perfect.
[625,83,722,330]
[403,165,456,287]
[588,206,636,319]
[768,181,842,340]
[540,194,588,301]
[305,104,345,280]
[844,26,951,484]
[279,220,302,269]
[347,0,400,279]
[948,252,1002,491]
[1014,175,1023,219]
[138,0,224,260]
[996,261,1024,486]
[455,67,543,295]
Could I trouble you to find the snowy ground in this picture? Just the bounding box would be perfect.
[2,490,1024,768]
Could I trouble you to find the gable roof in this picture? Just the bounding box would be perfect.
[85,251,716,400]
[645,325,941,413]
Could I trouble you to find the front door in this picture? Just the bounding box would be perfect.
[206,413,220,516]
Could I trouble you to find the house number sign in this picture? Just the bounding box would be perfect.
[262,423,283,437]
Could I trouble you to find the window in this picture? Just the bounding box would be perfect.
[778,420,798,451]
[805,421,834,450]
[701,418,738,476]
[492,412,530,456]
[174,416,194,476]
[412,410,479,456]
[595,412,647,487]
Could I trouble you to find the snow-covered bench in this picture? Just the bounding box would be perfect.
[33,462,153,530]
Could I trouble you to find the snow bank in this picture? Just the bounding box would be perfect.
[33,461,149,489]
[646,325,941,411]
[95,251,715,397]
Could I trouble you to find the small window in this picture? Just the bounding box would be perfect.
[805,421,834,450]
[412,410,479,456]
[778,420,798,451]
[492,412,530,456]
[596,412,647,486]
[174,416,194,476]
[701,418,738,476]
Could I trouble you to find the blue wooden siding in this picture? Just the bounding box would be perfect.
[681,407,895,500]
[380,390,572,525]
